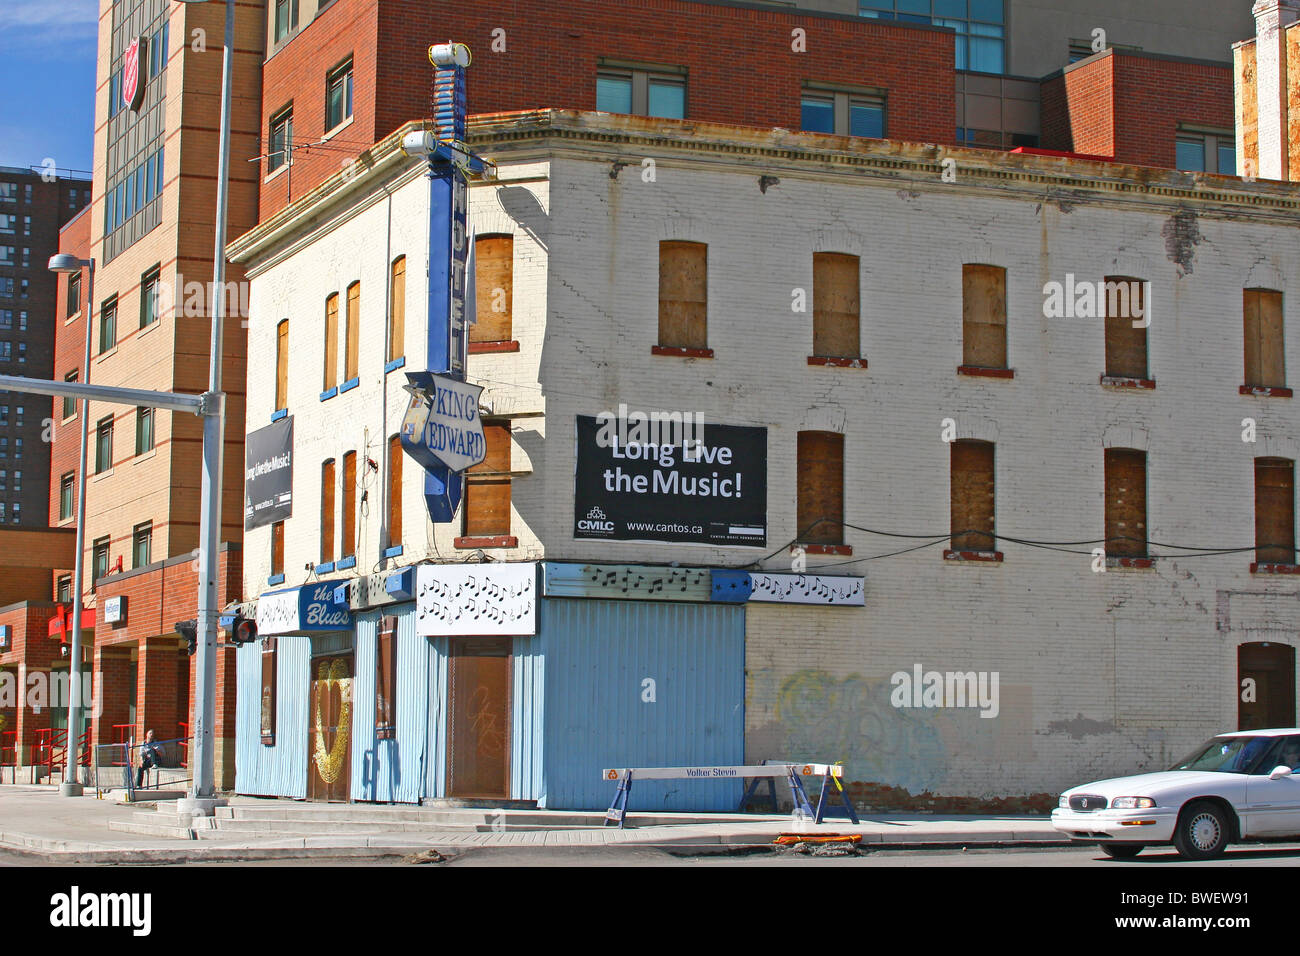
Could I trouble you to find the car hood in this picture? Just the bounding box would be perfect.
[1063,770,1246,801]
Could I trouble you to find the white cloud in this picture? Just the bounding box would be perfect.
[0,0,98,30]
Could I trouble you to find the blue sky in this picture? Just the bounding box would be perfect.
[0,0,99,173]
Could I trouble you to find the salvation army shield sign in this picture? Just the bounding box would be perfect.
[123,37,147,112]
[400,370,486,474]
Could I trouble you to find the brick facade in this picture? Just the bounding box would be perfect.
[259,0,956,219]
[1042,50,1234,168]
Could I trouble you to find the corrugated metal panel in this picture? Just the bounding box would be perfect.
[349,605,427,803]
[539,598,744,811]
[511,634,544,802]
[235,636,309,798]
[424,636,449,799]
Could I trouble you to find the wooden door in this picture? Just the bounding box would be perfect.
[1239,642,1296,731]
[307,654,353,802]
[447,638,511,799]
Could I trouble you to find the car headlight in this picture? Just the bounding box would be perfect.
[1058,794,1070,808]
[1111,796,1156,809]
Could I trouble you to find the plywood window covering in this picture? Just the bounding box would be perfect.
[388,257,405,362]
[345,281,360,382]
[813,252,860,358]
[1104,448,1147,558]
[950,440,995,552]
[270,520,285,576]
[388,433,402,546]
[275,319,289,410]
[260,637,277,745]
[1103,276,1147,379]
[472,235,513,343]
[1244,289,1285,388]
[342,450,357,558]
[465,423,511,537]
[962,264,1007,369]
[796,431,844,545]
[1255,457,1295,564]
[658,240,707,349]
[375,617,397,740]
[320,459,335,562]
[323,293,339,390]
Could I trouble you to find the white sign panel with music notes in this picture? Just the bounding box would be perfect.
[747,573,865,606]
[415,562,537,636]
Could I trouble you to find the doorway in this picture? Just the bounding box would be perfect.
[307,654,353,801]
[1238,642,1296,731]
[447,638,511,799]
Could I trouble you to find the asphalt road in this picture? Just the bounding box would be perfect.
[5,842,1296,867]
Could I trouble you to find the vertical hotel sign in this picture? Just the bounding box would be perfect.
[399,42,475,523]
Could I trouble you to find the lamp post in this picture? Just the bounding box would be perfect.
[46,253,94,796]
[173,0,233,802]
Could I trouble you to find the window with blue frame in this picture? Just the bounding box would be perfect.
[860,0,1004,74]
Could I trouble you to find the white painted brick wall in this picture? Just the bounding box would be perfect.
[242,133,1300,802]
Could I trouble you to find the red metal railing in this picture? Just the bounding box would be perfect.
[33,728,91,778]
[177,721,189,769]
[112,723,134,766]
[0,730,15,767]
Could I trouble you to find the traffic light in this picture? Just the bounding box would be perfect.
[176,619,198,656]
[227,609,258,645]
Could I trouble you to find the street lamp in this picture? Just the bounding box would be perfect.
[167,0,234,805]
[47,253,94,796]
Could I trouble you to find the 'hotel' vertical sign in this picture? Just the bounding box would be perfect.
[419,43,472,522]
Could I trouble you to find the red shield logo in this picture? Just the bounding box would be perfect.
[123,37,146,112]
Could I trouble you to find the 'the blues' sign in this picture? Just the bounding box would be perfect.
[255,584,353,635]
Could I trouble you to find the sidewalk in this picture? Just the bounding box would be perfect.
[0,785,1065,864]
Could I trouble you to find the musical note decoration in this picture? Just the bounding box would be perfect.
[415,563,537,636]
[543,562,714,603]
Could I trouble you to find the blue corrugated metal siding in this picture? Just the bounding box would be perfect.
[424,636,449,799]
[539,598,745,811]
[235,636,309,798]
[511,634,544,802]
[349,605,427,803]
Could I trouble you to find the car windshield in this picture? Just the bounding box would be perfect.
[1170,736,1274,774]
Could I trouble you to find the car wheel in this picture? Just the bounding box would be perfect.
[1172,801,1230,860]
[1100,843,1143,859]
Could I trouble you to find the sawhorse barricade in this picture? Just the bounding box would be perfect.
[601,762,859,829]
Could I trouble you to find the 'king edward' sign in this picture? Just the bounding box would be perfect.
[400,370,486,474]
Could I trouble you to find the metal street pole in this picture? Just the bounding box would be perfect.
[190,0,234,801]
[60,260,93,796]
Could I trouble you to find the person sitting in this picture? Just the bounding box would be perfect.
[136,730,164,788]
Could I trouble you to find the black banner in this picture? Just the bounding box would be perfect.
[573,415,766,546]
[244,416,293,531]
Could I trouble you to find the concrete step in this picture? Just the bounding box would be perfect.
[216,805,771,828]
[106,819,196,840]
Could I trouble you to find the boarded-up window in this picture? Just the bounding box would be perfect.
[375,617,397,740]
[472,235,513,343]
[465,423,512,537]
[260,637,277,746]
[321,459,335,562]
[345,281,360,382]
[275,319,289,410]
[1104,448,1147,558]
[342,450,356,558]
[813,252,860,358]
[323,293,338,390]
[658,241,707,349]
[1244,289,1285,388]
[950,440,995,552]
[388,433,402,547]
[270,520,284,577]
[797,431,844,545]
[388,257,405,362]
[962,264,1007,369]
[1255,457,1295,564]
[1104,276,1147,379]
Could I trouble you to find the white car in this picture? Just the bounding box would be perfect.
[1051,728,1300,859]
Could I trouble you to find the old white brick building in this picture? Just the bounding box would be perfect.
[229,109,1300,810]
